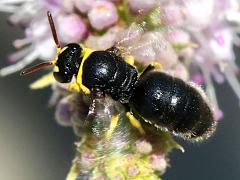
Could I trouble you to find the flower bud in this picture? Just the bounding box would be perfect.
[88,0,118,30]
[58,14,87,43]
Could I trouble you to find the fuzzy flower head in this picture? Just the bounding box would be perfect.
[63,95,181,180]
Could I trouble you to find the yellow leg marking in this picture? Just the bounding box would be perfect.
[126,112,145,135]
[105,115,120,140]
[66,163,79,180]
[59,46,68,54]
[80,84,90,94]
[30,72,55,89]
[68,82,81,92]
[68,82,90,94]
[124,55,135,66]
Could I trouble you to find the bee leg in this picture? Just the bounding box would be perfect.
[68,82,90,94]
[105,114,120,140]
[80,84,90,94]
[68,82,81,92]
[126,112,145,135]
[140,62,162,78]
[124,55,135,66]
[30,72,55,89]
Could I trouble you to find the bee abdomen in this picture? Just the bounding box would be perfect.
[129,71,216,141]
[82,51,138,103]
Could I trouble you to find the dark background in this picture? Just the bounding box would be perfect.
[1,13,240,180]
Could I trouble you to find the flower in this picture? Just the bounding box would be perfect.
[0,0,59,76]
[135,139,152,154]
[88,0,119,30]
[74,0,95,14]
[128,0,157,14]
[161,2,184,26]
[85,26,124,50]
[65,95,181,179]
[55,95,74,127]
[183,0,215,31]
[57,14,88,43]
[150,154,168,174]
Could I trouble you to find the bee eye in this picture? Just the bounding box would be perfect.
[53,71,72,83]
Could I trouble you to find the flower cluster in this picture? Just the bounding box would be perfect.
[1,0,240,179]
[57,93,182,180]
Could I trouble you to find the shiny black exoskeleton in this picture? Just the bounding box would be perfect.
[53,43,83,83]
[82,50,138,103]
[52,43,215,141]
[53,44,138,103]
[129,70,216,140]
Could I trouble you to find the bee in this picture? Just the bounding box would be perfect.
[21,11,216,141]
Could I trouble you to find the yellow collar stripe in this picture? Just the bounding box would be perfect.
[76,48,93,94]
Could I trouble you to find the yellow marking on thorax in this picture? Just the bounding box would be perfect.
[53,65,59,72]
[59,46,67,54]
[57,47,62,55]
[76,47,93,94]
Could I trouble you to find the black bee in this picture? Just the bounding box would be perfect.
[21,12,216,141]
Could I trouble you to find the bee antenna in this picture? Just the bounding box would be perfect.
[47,11,61,52]
[20,61,56,76]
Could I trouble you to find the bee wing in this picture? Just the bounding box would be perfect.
[114,21,172,65]
[115,22,146,53]
[79,95,133,157]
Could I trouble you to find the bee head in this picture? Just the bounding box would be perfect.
[21,12,84,84]
[53,43,83,83]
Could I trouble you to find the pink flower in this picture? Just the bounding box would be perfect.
[57,14,88,43]
[135,140,152,154]
[182,0,215,30]
[169,63,189,81]
[167,29,190,45]
[74,0,95,13]
[55,95,74,127]
[209,28,235,61]
[162,2,184,26]
[88,0,118,30]
[85,26,124,50]
[150,155,168,174]
[128,0,157,14]
[191,73,205,85]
